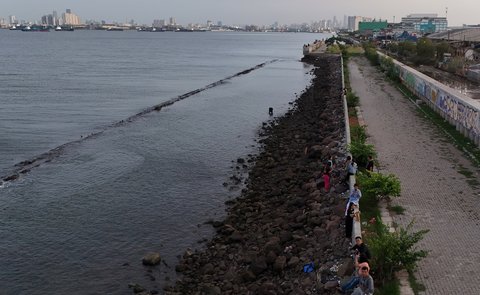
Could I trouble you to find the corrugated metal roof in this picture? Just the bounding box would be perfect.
[428,28,480,42]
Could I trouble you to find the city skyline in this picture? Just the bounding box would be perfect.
[2,0,479,26]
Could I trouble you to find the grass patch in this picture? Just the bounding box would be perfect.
[389,205,406,215]
[347,91,360,107]
[467,178,480,187]
[458,164,474,178]
[351,125,368,143]
[345,46,365,55]
[408,271,426,295]
[327,44,342,54]
[359,192,383,235]
[348,107,357,117]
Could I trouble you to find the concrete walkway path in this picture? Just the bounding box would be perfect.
[349,57,480,295]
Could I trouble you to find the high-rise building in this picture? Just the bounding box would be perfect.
[63,9,81,25]
[9,15,16,25]
[207,20,213,27]
[53,10,59,25]
[169,17,176,26]
[348,16,363,31]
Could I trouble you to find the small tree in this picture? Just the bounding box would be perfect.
[415,38,435,65]
[356,172,401,200]
[368,221,429,283]
[348,141,376,167]
[350,125,368,143]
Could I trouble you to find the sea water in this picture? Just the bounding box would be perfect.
[0,30,330,294]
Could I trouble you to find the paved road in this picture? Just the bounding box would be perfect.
[349,57,480,295]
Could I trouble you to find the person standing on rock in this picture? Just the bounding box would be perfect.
[325,155,335,170]
[348,183,362,204]
[323,167,331,192]
[366,155,374,172]
[344,201,356,239]
[344,156,357,183]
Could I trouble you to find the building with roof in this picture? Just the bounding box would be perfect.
[358,20,388,32]
[401,14,447,34]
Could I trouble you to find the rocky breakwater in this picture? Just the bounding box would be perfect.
[167,55,349,294]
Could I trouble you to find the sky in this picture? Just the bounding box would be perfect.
[2,0,479,26]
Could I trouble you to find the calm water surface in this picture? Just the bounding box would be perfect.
[0,30,329,294]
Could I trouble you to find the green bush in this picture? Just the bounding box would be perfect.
[356,172,401,200]
[446,56,465,74]
[348,141,376,167]
[364,47,379,65]
[351,125,368,143]
[397,41,416,58]
[346,91,360,107]
[389,205,406,215]
[368,221,429,283]
[380,56,399,81]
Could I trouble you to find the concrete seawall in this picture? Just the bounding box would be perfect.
[378,51,480,147]
[341,55,362,243]
[303,40,326,56]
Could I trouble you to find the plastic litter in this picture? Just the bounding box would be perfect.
[303,262,315,273]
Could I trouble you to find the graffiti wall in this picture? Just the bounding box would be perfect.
[378,52,480,143]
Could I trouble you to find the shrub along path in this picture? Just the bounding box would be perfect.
[349,56,480,295]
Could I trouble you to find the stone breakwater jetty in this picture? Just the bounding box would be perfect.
[164,55,351,294]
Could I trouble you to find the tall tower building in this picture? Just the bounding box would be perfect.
[53,10,58,25]
[169,17,176,26]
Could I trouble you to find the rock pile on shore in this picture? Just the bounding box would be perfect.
[165,55,349,294]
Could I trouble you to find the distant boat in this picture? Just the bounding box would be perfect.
[22,25,50,32]
[107,27,124,31]
[55,26,74,31]
[10,25,27,30]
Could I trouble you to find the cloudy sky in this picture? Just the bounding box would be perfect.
[2,0,478,26]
